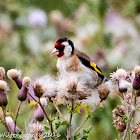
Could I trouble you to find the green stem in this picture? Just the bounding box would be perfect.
[73,100,101,136]
[51,98,65,121]
[28,92,54,140]
[67,99,74,140]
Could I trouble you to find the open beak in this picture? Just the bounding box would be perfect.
[50,48,59,56]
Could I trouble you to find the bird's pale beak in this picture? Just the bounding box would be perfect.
[50,48,59,56]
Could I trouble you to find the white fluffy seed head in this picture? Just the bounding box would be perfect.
[29,122,44,135]
[23,77,31,87]
[134,65,140,75]
[116,68,127,79]
[0,67,5,77]
[40,97,47,106]
[5,117,13,124]
[7,69,21,79]
[0,80,7,90]
[41,75,57,98]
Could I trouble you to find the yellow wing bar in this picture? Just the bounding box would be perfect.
[90,62,103,75]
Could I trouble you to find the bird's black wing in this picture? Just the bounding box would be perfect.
[76,55,104,80]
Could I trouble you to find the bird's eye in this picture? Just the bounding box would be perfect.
[56,46,65,51]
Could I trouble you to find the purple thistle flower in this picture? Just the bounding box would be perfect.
[28,9,47,27]
[27,85,38,101]
[6,117,20,132]
[133,74,140,90]
[18,85,27,101]
[106,12,119,23]
[9,123,21,132]
[133,66,140,90]
[35,105,44,122]
[18,77,31,101]
[13,77,22,89]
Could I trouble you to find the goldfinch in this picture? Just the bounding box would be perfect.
[51,37,105,85]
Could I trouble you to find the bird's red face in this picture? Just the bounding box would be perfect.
[52,42,65,57]
[51,38,74,58]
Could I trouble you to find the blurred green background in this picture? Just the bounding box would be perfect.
[0,0,140,139]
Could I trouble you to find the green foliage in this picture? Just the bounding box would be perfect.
[54,120,68,129]
[117,114,128,121]
[74,126,92,140]
[44,126,50,131]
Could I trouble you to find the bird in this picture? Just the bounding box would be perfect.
[51,37,106,85]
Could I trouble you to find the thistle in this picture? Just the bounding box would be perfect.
[7,69,22,89]
[113,117,126,132]
[133,65,140,90]
[35,104,44,122]
[5,117,20,132]
[29,121,44,139]
[0,80,8,107]
[98,82,110,100]
[0,67,5,81]
[18,77,31,101]
[33,79,45,98]
[133,122,140,140]
[112,105,126,118]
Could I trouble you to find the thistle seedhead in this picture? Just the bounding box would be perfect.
[29,121,44,139]
[23,77,31,88]
[110,68,127,84]
[113,117,126,132]
[0,67,5,80]
[0,80,7,90]
[98,82,110,100]
[41,76,57,98]
[0,80,8,107]
[134,65,140,75]
[57,72,100,106]
[133,66,140,90]
[7,69,22,89]
[33,83,45,98]
[7,69,20,80]
[133,122,140,139]
[116,68,127,80]
[112,105,126,118]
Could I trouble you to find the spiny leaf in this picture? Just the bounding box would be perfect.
[83,125,92,134]
[117,114,128,121]
[44,126,50,131]
[55,120,62,129]
[81,135,88,140]
[74,133,80,140]
[61,120,68,126]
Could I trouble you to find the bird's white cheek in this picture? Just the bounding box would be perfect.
[63,46,72,57]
